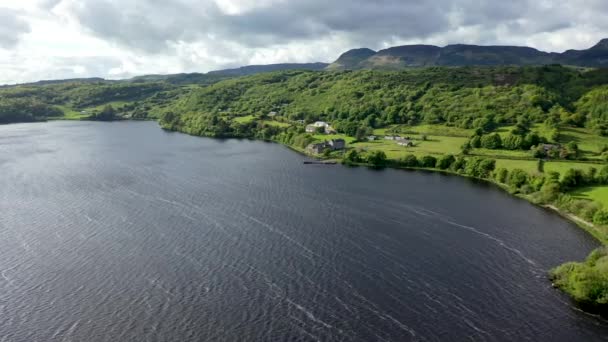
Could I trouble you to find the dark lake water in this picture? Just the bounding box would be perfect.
[1,121,607,341]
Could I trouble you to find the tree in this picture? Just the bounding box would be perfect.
[598,166,608,184]
[464,157,495,178]
[539,181,561,202]
[561,169,585,190]
[593,210,608,225]
[461,141,472,155]
[560,142,580,160]
[522,133,541,150]
[537,159,545,173]
[508,169,529,188]
[480,133,502,149]
[355,126,370,141]
[343,150,362,164]
[160,111,178,128]
[95,105,117,121]
[437,155,456,170]
[585,167,598,184]
[451,158,467,173]
[512,116,531,136]
[472,115,496,133]
[547,171,561,183]
[470,136,482,148]
[503,134,523,150]
[495,168,509,184]
[400,155,419,167]
[477,159,496,178]
[420,155,437,168]
[367,151,387,167]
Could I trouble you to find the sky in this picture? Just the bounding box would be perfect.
[0,0,607,85]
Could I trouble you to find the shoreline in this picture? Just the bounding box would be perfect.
[160,120,608,247]
[294,145,607,246]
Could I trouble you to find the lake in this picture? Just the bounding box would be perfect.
[1,121,607,341]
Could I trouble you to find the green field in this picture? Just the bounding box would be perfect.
[572,186,608,207]
[312,134,356,144]
[234,115,256,124]
[359,124,607,180]
[49,105,90,120]
[494,159,599,175]
[352,135,467,158]
[373,124,472,137]
[558,127,608,156]
[260,120,291,128]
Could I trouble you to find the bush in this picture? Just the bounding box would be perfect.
[343,150,362,164]
[450,157,467,173]
[480,133,502,149]
[400,154,419,167]
[495,168,509,184]
[551,248,608,309]
[420,155,437,168]
[470,136,481,148]
[581,202,602,222]
[508,169,529,188]
[437,155,456,170]
[537,159,545,173]
[503,134,523,150]
[539,181,561,202]
[367,151,388,167]
[561,169,586,190]
[593,210,608,225]
[520,184,535,194]
[599,166,608,184]
[464,158,496,178]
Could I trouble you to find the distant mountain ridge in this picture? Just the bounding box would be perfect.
[3,39,608,87]
[129,63,329,85]
[0,77,107,88]
[328,39,608,70]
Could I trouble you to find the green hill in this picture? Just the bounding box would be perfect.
[327,39,608,70]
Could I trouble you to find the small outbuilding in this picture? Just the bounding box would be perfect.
[306,143,327,154]
[398,139,414,147]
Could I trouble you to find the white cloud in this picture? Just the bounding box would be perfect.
[0,0,606,84]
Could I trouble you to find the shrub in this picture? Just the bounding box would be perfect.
[420,155,437,168]
[367,151,388,167]
[537,159,545,173]
[400,154,419,167]
[495,168,509,184]
[470,136,481,148]
[561,169,586,190]
[343,150,362,164]
[503,134,523,150]
[451,157,467,173]
[581,202,602,222]
[539,181,561,202]
[480,133,502,149]
[520,184,535,194]
[508,169,529,188]
[437,155,456,170]
[551,247,608,308]
[593,210,608,225]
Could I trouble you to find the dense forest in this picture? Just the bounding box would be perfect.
[155,66,608,139]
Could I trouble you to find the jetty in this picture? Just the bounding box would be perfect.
[303,160,338,165]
